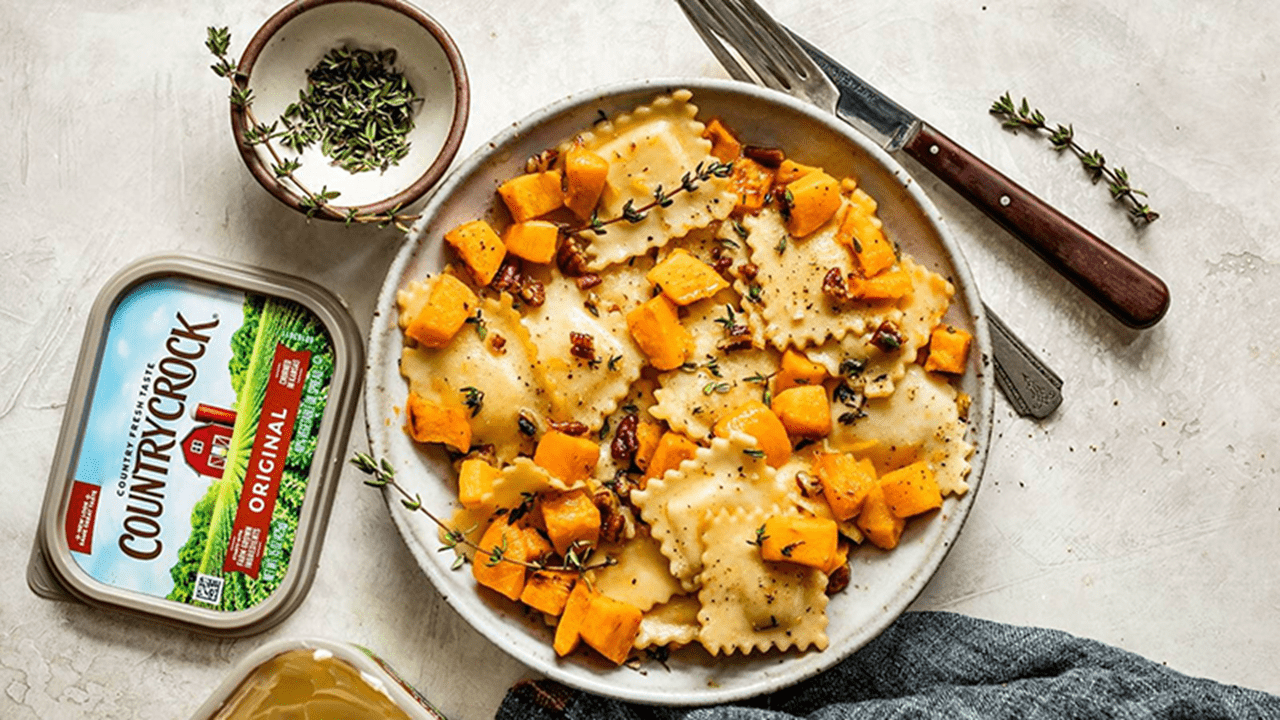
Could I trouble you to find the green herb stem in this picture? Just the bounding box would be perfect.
[990,92,1158,224]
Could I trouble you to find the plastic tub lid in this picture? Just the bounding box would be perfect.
[30,254,364,635]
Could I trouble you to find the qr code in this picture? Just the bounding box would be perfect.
[194,573,224,605]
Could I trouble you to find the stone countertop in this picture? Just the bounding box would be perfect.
[2,1,1276,717]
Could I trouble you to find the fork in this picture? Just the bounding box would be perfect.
[676,0,1063,419]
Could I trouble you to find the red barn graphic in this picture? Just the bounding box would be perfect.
[182,403,237,479]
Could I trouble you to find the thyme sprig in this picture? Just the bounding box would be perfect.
[572,160,733,236]
[206,27,421,230]
[990,92,1158,224]
[350,452,611,574]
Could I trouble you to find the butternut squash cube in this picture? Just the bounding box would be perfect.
[564,148,609,220]
[634,419,664,472]
[502,220,559,264]
[444,219,507,285]
[813,452,877,521]
[770,384,832,439]
[701,118,742,163]
[458,458,500,511]
[405,392,471,452]
[730,156,776,214]
[642,431,700,483]
[553,582,596,656]
[625,295,693,371]
[713,400,791,468]
[646,249,729,305]
[783,169,843,238]
[580,593,644,665]
[759,514,839,570]
[775,158,819,185]
[472,517,529,601]
[520,569,578,616]
[533,431,600,484]
[848,266,912,301]
[879,461,943,518]
[856,483,905,550]
[541,489,601,556]
[774,348,828,393]
[924,325,973,375]
[404,273,478,348]
[498,170,564,222]
[838,201,896,277]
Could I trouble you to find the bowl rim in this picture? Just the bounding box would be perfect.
[365,76,995,705]
[230,0,470,219]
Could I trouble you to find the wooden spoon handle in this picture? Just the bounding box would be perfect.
[903,123,1169,328]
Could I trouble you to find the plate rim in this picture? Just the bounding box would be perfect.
[363,76,994,706]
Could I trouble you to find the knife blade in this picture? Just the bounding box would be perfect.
[789,30,1170,330]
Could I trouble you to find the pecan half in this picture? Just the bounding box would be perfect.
[569,331,596,361]
[610,414,640,465]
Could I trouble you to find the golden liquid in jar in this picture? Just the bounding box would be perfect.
[212,648,414,720]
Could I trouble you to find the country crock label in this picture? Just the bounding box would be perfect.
[67,277,334,612]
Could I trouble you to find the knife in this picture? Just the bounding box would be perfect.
[789,31,1169,329]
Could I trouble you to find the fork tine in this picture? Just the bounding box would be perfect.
[733,0,822,84]
[675,0,756,85]
[690,0,793,92]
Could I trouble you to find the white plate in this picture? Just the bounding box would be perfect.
[363,78,994,706]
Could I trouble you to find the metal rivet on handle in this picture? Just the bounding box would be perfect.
[1000,195,1010,206]
[930,145,939,155]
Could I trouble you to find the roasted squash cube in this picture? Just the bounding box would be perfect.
[856,483,905,550]
[404,273,478,348]
[783,169,842,237]
[405,392,471,452]
[879,461,943,518]
[625,295,693,371]
[498,170,564,222]
[580,593,644,665]
[541,489,601,556]
[838,197,897,277]
[759,514,839,570]
[642,431,700,483]
[633,419,664,472]
[458,457,500,511]
[564,148,609,220]
[775,158,819,185]
[444,219,507,285]
[848,266,912,301]
[774,348,828,393]
[924,325,973,375]
[713,400,791,468]
[520,569,578,616]
[553,581,596,656]
[533,431,600,484]
[770,384,832,439]
[729,156,776,214]
[472,517,529,601]
[813,452,877,521]
[701,118,742,163]
[502,220,559,264]
[647,249,729,305]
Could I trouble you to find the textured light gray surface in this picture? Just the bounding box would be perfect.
[1,1,1276,718]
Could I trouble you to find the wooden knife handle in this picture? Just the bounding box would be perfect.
[902,122,1169,328]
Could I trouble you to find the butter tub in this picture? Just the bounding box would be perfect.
[190,638,447,719]
[29,254,364,635]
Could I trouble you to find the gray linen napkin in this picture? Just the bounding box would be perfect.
[496,611,1279,719]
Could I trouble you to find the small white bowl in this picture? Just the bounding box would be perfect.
[232,0,468,219]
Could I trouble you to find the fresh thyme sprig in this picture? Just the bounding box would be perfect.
[206,27,420,230]
[990,92,1158,224]
[571,160,733,236]
[350,452,610,574]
